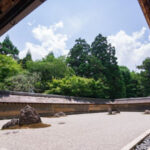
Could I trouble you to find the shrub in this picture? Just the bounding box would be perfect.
[45,76,109,98]
[4,73,40,92]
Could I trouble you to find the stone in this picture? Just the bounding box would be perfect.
[108,108,112,115]
[2,119,19,129]
[54,112,66,117]
[116,109,120,113]
[113,108,120,113]
[112,111,117,115]
[19,105,41,126]
[108,107,120,115]
[144,110,150,114]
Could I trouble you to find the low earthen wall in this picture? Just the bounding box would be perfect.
[1,91,150,119]
[0,102,109,119]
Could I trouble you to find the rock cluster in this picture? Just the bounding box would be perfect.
[2,105,41,130]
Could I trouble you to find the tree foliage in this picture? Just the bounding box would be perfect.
[45,76,109,98]
[67,38,90,77]
[137,58,150,96]
[0,34,150,99]
[27,53,74,92]
[67,34,125,98]
[91,34,125,99]
[19,50,32,69]
[4,73,40,92]
[0,54,22,82]
[0,36,19,59]
[27,54,74,81]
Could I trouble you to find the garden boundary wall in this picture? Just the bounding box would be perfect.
[0,91,150,119]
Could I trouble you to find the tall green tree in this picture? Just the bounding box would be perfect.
[0,36,19,59]
[91,34,125,99]
[67,38,90,77]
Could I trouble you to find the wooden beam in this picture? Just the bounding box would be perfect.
[0,0,46,36]
[138,0,150,28]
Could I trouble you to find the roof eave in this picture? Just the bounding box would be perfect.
[0,0,46,36]
[138,0,150,28]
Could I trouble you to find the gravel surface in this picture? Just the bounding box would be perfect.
[0,112,150,150]
[134,135,150,150]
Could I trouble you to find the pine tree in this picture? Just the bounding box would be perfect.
[0,36,19,59]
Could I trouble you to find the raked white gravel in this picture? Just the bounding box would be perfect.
[0,112,150,150]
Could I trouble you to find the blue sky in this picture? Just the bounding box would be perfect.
[0,0,150,70]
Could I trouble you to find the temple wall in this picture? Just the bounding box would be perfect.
[0,91,150,119]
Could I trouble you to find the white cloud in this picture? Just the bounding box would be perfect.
[20,21,68,60]
[27,22,32,26]
[108,27,150,71]
[27,20,35,26]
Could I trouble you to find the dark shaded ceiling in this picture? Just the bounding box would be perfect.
[0,0,46,36]
[139,0,150,28]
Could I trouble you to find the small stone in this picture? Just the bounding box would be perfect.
[116,109,120,113]
[58,122,65,125]
[2,119,19,129]
[54,112,66,118]
[144,110,150,114]
[112,111,117,115]
[108,108,112,115]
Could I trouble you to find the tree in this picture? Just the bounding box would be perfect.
[45,52,55,61]
[0,36,19,59]
[67,34,125,98]
[19,50,32,69]
[126,72,144,97]
[137,58,150,96]
[119,66,131,97]
[91,34,125,99]
[91,34,117,65]
[0,54,22,82]
[86,56,105,80]
[27,55,74,92]
[67,38,90,77]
